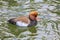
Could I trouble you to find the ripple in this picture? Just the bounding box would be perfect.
[0,0,60,40]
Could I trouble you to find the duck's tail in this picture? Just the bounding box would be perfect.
[8,18,16,25]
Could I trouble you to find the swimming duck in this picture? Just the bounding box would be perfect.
[8,11,39,27]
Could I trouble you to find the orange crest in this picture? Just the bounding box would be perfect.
[30,11,38,17]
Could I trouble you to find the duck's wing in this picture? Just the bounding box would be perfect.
[14,16,30,27]
[14,16,30,24]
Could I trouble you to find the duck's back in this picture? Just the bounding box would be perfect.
[14,16,30,24]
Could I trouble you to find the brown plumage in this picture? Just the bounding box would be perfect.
[14,16,30,24]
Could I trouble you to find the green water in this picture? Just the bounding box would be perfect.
[0,0,60,40]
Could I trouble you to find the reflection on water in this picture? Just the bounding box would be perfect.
[8,23,37,37]
[28,26,37,33]
[0,0,60,40]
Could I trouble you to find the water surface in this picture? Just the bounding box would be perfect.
[0,0,60,40]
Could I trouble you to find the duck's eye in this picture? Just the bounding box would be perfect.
[31,14,37,17]
[34,15,37,17]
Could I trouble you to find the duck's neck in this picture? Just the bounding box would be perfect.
[28,16,37,27]
[29,16,36,21]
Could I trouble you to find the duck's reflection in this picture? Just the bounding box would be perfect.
[28,26,37,33]
[8,23,27,36]
[8,23,37,37]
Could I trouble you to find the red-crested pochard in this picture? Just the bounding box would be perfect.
[8,11,39,27]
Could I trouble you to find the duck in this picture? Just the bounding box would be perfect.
[8,11,39,27]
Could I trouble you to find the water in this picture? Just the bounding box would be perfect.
[0,0,60,40]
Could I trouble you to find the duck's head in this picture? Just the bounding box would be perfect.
[29,11,38,20]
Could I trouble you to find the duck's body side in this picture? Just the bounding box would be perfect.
[8,16,37,27]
